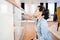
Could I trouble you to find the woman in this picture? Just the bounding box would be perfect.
[23,6,52,40]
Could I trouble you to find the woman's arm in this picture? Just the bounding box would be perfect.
[24,13,33,19]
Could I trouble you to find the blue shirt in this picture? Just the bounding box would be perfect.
[32,17,52,40]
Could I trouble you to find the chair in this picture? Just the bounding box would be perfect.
[56,6,60,31]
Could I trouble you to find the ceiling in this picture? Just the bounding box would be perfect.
[20,0,58,3]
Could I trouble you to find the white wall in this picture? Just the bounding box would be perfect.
[0,0,14,40]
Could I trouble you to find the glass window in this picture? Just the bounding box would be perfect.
[25,3,40,15]
[48,3,54,15]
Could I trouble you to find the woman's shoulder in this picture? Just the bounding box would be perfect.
[40,17,48,24]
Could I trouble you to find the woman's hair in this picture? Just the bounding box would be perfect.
[40,3,44,6]
[37,5,49,20]
[38,5,43,12]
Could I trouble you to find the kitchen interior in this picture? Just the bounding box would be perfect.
[0,0,60,40]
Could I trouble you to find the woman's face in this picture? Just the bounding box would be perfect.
[34,7,42,17]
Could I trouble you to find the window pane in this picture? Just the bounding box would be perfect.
[48,3,54,15]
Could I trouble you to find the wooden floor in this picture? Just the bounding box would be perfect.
[20,21,59,40]
[47,21,55,27]
[21,22,36,40]
[48,21,59,40]
[51,32,59,40]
